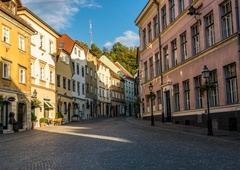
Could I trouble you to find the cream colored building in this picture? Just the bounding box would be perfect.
[17,7,60,126]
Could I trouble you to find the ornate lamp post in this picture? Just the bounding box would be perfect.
[149,83,155,126]
[202,65,213,136]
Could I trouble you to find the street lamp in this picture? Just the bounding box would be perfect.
[149,83,155,126]
[202,65,213,136]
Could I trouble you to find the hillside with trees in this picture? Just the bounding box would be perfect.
[89,42,138,76]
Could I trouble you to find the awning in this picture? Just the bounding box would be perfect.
[44,102,54,109]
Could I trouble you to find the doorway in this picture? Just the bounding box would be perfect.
[165,90,172,122]
[18,103,26,129]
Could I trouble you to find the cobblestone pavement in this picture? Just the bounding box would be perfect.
[0,117,240,170]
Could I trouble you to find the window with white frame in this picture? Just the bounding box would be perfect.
[209,70,219,106]
[3,62,10,79]
[221,0,233,39]
[153,15,159,38]
[40,66,45,80]
[2,26,10,44]
[170,0,175,22]
[39,34,44,49]
[49,40,54,54]
[19,68,26,84]
[19,35,25,51]
[225,63,238,104]
[162,6,167,30]
[205,12,215,48]
[181,32,187,61]
[194,76,202,109]
[142,28,147,48]
[72,80,76,92]
[147,22,152,43]
[171,39,177,66]
[179,0,185,13]
[163,46,169,71]
[77,64,79,74]
[149,57,154,79]
[155,52,160,75]
[31,62,34,77]
[74,48,77,54]
[50,70,54,83]
[183,80,190,110]
[192,23,200,55]
[77,82,80,94]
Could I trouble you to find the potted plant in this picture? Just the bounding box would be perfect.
[39,118,45,127]
[55,112,64,125]
[0,123,3,134]
[31,111,38,129]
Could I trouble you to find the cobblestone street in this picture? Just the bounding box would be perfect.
[0,117,240,170]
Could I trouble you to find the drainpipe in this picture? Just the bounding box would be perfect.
[235,0,240,60]
[153,0,164,122]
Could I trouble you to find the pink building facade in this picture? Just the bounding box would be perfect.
[135,0,240,131]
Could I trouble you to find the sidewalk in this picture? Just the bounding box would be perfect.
[128,117,240,144]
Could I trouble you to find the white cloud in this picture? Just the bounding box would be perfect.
[21,0,101,31]
[103,30,139,48]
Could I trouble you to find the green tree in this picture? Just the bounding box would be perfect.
[91,43,102,58]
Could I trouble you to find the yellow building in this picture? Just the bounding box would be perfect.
[0,0,36,131]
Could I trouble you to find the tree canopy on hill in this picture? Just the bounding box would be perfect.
[91,42,138,76]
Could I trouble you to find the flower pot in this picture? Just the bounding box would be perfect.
[40,122,45,127]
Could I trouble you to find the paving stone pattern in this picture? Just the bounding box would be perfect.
[0,117,240,170]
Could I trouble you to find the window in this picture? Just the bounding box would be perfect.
[86,66,89,74]
[68,79,71,90]
[169,0,175,22]
[181,32,187,61]
[77,82,80,94]
[57,75,60,87]
[19,68,26,84]
[163,46,169,71]
[171,39,177,66]
[74,48,77,54]
[82,66,84,77]
[157,90,161,110]
[209,70,219,106]
[194,76,202,108]
[204,12,215,48]
[173,84,180,111]
[73,80,76,92]
[155,52,160,75]
[142,29,147,47]
[192,23,200,55]
[149,57,154,79]
[2,26,10,43]
[153,15,159,38]
[50,70,54,83]
[162,6,167,30]
[90,68,92,77]
[40,67,45,80]
[179,0,185,13]
[225,63,238,104]
[144,61,148,82]
[39,34,44,49]
[49,40,54,54]
[142,98,145,113]
[19,35,25,51]
[221,0,233,39]
[78,50,80,57]
[31,62,34,77]
[147,22,152,43]
[82,84,85,95]
[77,64,79,74]
[63,77,66,89]
[72,62,75,74]
[183,80,190,110]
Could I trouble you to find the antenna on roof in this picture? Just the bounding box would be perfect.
[90,20,93,45]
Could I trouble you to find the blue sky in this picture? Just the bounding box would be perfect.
[21,0,148,49]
